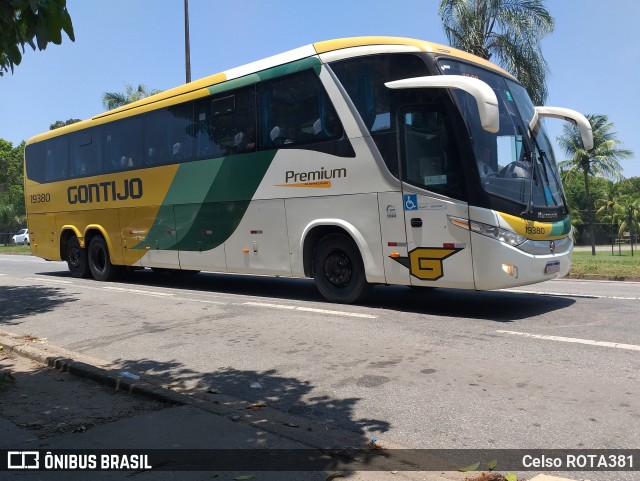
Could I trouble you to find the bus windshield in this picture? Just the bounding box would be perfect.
[439,59,566,214]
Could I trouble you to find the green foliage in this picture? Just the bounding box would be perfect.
[616,196,640,255]
[0,0,75,76]
[438,0,554,104]
[50,118,81,130]
[0,138,26,237]
[618,177,640,198]
[559,114,632,182]
[102,84,161,111]
[558,114,633,254]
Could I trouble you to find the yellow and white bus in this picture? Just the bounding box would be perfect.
[24,36,593,303]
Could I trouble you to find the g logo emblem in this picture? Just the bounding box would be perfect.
[408,247,461,280]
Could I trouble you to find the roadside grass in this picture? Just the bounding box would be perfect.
[569,250,640,280]
[0,245,31,255]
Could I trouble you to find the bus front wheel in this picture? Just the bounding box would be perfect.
[87,236,121,281]
[67,236,90,278]
[312,234,370,304]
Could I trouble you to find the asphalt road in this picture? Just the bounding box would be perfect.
[1,254,639,478]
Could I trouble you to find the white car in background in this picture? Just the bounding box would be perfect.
[11,228,30,245]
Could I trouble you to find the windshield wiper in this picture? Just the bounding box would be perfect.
[528,126,569,214]
[519,126,537,218]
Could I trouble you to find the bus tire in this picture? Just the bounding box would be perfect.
[312,234,370,304]
[67,236,90,278]
[87,236,121,282]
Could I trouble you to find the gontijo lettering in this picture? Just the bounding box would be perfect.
[67,178,143,204]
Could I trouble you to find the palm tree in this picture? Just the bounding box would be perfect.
[617,197,640,256]
[558,114,633,255]
[438,0,554,105]
[594,181,622,254]
[102,84,161,110]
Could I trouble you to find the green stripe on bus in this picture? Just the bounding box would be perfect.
[134,150,277,252]
[208,57,322,95]
[550,216,571,236]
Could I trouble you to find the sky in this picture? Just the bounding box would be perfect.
[2,0,639,177]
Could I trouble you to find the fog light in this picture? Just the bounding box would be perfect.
[501,263,518,278]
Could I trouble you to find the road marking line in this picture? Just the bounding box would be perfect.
[504,288,640,300]
[497,329,640,351]
[101,286,174,297]
[24,277,175,297]
[25,277,73,284]
[180,297,228,305]
[244,302,377,319]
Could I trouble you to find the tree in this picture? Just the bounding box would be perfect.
[617,176,640,199]
[558,114,633,255]
[0,139,26,240]
[594,181,623,254]
[0,0,74,76]
[50,118,81,130]
[102,84,161,111]
[438,0,554,105]
[617,197,640,256]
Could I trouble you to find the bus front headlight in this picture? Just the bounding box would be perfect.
[448,217,526,247]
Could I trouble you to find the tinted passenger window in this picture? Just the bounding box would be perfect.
[195,86,256,158]
[70,129,102,177]
[258,69,342,149]
[45,136,69,182]
[119,117,144,170]
[145,103,194,165]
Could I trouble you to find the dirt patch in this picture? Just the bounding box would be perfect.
[0,349,171,440]
[464,474,522,481]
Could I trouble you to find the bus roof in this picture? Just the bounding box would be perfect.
[27,36,514,145]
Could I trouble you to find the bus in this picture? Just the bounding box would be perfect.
[24,36,593,304]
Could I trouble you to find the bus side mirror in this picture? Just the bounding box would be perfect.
[385,75,499,134]
[534,106,594,150]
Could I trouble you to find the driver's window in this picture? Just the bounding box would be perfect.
[495,135,524,174]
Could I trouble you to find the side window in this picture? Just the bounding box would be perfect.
[145,109,171,165]
[195,97,223,158]
[119,117,144,170]
[195,86,256,158]
[145,104,193,165]
[167,102,194,162]
[25,142,45,183]
[213,88,256,155]
[258,69,342,149]
[70,129,102,178]
[103,124,122,173]
[45,136,69,182]
[400,105,465,199]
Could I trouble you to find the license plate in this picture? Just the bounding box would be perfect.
[545,260,560,274]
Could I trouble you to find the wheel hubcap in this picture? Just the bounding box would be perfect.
[324,251,352,286]
[68,247,81,268]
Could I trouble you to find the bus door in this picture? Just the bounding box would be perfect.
[378,191,411,285]
[398,106,475,289]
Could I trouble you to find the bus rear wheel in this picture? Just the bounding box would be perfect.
[67,236,90,278]
[87,236,121,281]
[312,234,370,304]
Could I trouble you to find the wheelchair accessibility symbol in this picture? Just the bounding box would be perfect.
[404,194,418,211]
